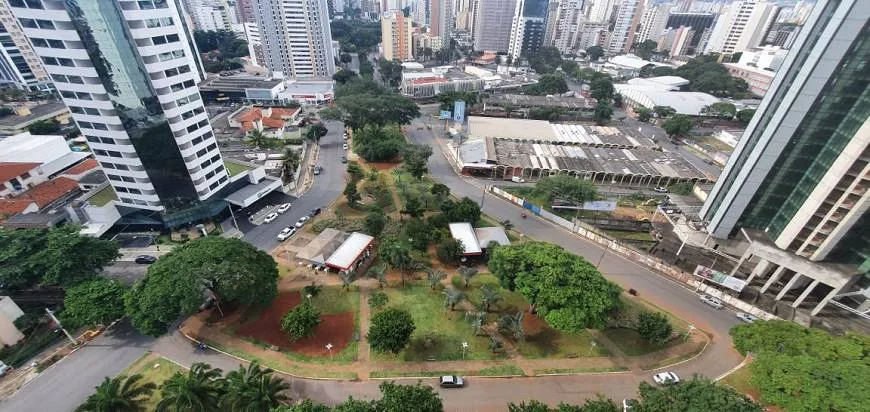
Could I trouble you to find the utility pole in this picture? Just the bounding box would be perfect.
[45,308,77,345]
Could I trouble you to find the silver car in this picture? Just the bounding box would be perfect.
[736,312,758,323]
[699,294,724,309]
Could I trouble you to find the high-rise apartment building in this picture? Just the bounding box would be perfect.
[430,0,452,40]
[183,0,237,32]
[700,0,870,315]
[0,1,51,91]
[544,0,584,54]
[705,0,779,54]
[520,17,545,58]
[473,0,523,53]
[9,0,229,226]
[586,0,615,24]
[252,0,336,78]
[381,10,413,61]
[635,3,670,44]
[665,12,715,52]
[607,0,644,54]
[235,0,256,22]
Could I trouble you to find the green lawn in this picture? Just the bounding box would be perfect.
[288,287,360,364]
[120,354,184,410]
[377,283,497,361]
[517,327,608,359]
[370,363,524,378]
[224,160,251,177]
[601,328,668,356]
[719,364,762,401]
[87,185,117,206]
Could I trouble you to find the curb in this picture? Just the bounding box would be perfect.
[6,325,105,395]
[646,338,711,372]
[714,356,751,382]
[178,330,357,381]
[534,369,632,377]
[370,374,525,381]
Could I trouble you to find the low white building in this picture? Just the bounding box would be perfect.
[0,297,24,347]
[615,86,721,116]
[0,133,90,197]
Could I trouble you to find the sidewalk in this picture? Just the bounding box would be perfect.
[118,245,175,261]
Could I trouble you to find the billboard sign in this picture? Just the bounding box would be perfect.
[439,110,452,119]
[453,100,466,123]
[693,265,747,292]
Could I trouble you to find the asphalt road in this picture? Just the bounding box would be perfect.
[0,324,153,412]
[242,120,347,251]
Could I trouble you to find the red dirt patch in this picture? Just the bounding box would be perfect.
[235,291,354,357]
[523,313,549,335]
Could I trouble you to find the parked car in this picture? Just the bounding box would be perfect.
[342,143,348,150]
[134,255,157,264]
[277,227,297,241]
[736,312,758,323]
[311,207,322,216]
[277,203,292,213]
[439,375,465,388]
[294,215,310,228]
[699,294,724,309]
[341,155,347,163]
[343,133,348,140]
[263,212,279,224]
[654,186,669,193]
[313,166,322,175]
[652,372,680,385]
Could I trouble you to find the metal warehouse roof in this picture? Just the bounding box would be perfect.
[326,232,374,270]
[449,222,483,255]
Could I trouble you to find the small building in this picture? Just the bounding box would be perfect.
[0,102,70,137]
[0,177,81,223]
[448,223,510,256]
[0,133,91,196]
[297,229,375,273]
[614,86,721,116]
[0,297,24,347]
[228,106,302,139]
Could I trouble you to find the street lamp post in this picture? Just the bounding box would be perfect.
[596,242,611,269]
[325,343,333,358]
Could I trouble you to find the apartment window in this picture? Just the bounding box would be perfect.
[30,38,65,49]
[138,1,168,10]
[190,135,204,146]
[174,93,200,107]
[18,18,54,29]
[93,149,107,156]
[163,65,190,78]
[157,50,185,61]
[61,90,92,100]
[169,79,195,93]
[181,107,204,120]
[151,34,179,45]
[52,74,83,84]
[42,56,75,67]
[145,17,173,28]
[70,106,100,116]
[8,0,44,9]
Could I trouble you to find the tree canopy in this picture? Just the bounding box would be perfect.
[632,40,658,60]
[440,197,481,223]
[524,74,569,95]
[527,46,565,75]
[589,77,615,101]
[368,308,415,353]
[532,175,597,205]
[335,77,419,131]
[674,55,750,98]
[330,20,381,53]
[662,114,694,139]
[701,102,737,119]
[585,46,604,62]
[635,378,762,412]
[332,70,359,85]
[736,108,756,124]
[281,300,321,341]
[402,144,433,180]
[124,237,278,336]
[62,278,127,328]
[0,226,119,288]
[636,311,672,345]
[730,320,870,411]
[488,242,621,331]
[352,125,406,162]
[193,30,248,58]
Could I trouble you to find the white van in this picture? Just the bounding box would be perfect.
[511,176,525,183]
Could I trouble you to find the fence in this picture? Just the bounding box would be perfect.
[489,186,778,321]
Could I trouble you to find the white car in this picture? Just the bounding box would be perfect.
[263,212,279,224]
[736,312,758,323]
[652,372,680,385]
[276,203,292,213]
[439,375,464,388]
[294,215,310,228]
[654,186,669,193]
[342,143,348,150]
[0,361,10,376]
[343,133,348,140]
[699,294,724,309]
[276,227,297,241]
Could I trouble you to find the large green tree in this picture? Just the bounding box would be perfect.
[632,40,658,60]
[533,175,597,205]
[589,76,614,101]
[222,362,290,411]
[157,363,225,412]
[75,374,155,412]
[377,381,442,412]
[636,311,672,345]
[368,308,415,353]
[662,114,694,139]
[0,226,119,288]
[636,378,762,412]
[701,102,737,119]
[736,108,756,124]
[488,242,621,330]
[351,125,406,162]
[585,46,604,62]
[62,278,127,328]
[402,144,433,180]
[593,100,613,125]
[675,55,749,98]
[731,320,870,411]
[525,74,569,95]
[440,197,481,223]
[281,300,321,341]
[124,237,278,336]
[335,78,419,130]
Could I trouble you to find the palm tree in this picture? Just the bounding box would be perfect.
[339,270,355,291]
[465,311,487,335]
[281,148,302,182]
[426,268,446,290]
[480,285,503,312]
[499,312,525,342]
[246,129,270,149]
[442,288,465,311]
[458,265,478,288]
[367,263,388,288]
[488,337,504,353]
[75,374,156,412]
[156,363,224,412]
[222,362,290,412]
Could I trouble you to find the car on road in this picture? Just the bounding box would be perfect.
[439,375,464,388]
[276,227,297,241]
[277,203,292,213]
[294,215,310,228]
[341,155,347,163]
[736,312,759,323]
[652,372,680,385]
[263,212,279,224]
[313,166,322,175]
[343,133,348,140]
[311,207,322,216]
[342,143,348,150]
[134,255,157,264]
[699,294,724,309]
[654,186,669,193]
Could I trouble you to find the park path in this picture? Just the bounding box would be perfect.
[357,291,372,379]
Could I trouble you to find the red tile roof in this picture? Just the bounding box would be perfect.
[236,106,299,132]
[62,159,99,176]
[235,108,263,122]
[0,162,40,182]
[0,199,33,218]
[261,117,285,129]
[9,177,80,208]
